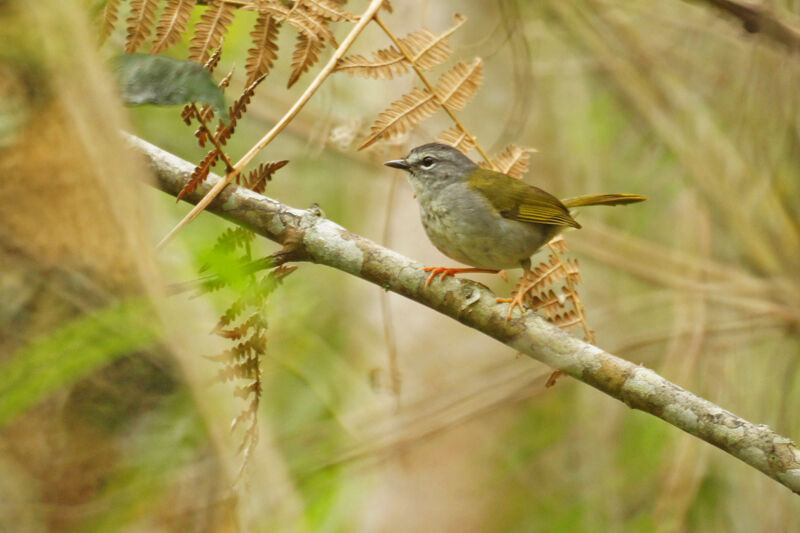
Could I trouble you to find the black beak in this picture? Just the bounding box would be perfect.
[384,159,410,171]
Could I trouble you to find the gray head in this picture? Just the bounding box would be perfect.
[384,143,478,188]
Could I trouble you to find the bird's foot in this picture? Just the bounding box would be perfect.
[497,269,538,320]
[497,291,528,320]
[422,267,499,287]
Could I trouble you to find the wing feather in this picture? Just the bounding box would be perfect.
[468,170,581,229]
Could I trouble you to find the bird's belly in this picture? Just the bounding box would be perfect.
[420,202,559,270]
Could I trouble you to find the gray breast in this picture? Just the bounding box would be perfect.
[416,183,559,269]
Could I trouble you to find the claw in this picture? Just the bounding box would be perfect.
[423,267,455,287]
[497,292,528,320]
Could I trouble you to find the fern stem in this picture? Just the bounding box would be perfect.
[156,0,387,250]
[373,15,495,168]
[191,103,235,172]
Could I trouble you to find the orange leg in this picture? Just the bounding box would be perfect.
[422,266,499,287]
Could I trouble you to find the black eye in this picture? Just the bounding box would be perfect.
[421,156,435,168]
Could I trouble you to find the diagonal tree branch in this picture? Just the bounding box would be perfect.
[127,134,800,495]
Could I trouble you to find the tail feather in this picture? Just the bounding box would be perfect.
[561,193,647,208]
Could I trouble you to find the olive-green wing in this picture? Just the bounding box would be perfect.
[468,169,581,229]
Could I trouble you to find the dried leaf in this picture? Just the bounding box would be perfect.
[552,310,582,329]
[527,255,567,294]
[358,87,438,150]
[181,104,197,125]
[99,0,122,44]
[334,48,406,79]
[239,160,289,193]
[303,0,356,22]
[403,14,465,69]
[479,144,537,179]
[288,33,323,88]
[203,45,224,73]
[178,149,219,201]
[216,74,267,145]
[218,67,235,91]
[152,0,196,54]
[434,57,483,110]
[547,234,569,253]
[246,13,281,85]
[436,126,475,154]
[189,0,236,63]
[125,0,158,53]
[258,2,336,45]
[287,5,337,45]
[335,14,465,79]
[234,379,261,399]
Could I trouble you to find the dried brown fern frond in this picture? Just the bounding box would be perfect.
[288,33,324,87]
[403,13,465,68]
[478,144,537,179]
[523,255,569,299]
[99,0,122,43]
[303,0,357,22]
[246,12,281,84]
[358,87,438,149]
[435,58,483,110]
[215,74,267,145]
[551,309,582,329]
[203,45,224,73]
[258,2,336,45]
[287,4,338,44]
[334,47,407,80]
[189,0,236,63]
[515,235,595,387]
[181,105,197,125]
[178,149,219,201]
[152,0,197,54]
[334,14,466,79]
[239,160,289,193]
[125,0,158,53]
[437,126,475,153]
[358,58,482,150]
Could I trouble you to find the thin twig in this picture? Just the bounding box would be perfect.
[156,0,388,250]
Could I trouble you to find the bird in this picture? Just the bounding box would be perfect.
[385,142,646,316]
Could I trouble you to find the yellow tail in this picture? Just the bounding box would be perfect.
[561,193,647,208]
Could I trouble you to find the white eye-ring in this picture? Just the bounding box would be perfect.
[421,156,435,168]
